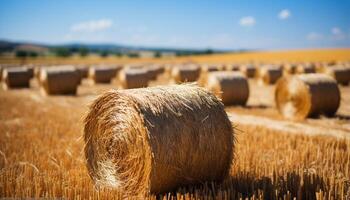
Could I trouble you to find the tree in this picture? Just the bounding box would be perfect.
[16,50,28,58]
[127,52,139,58]
[154,51,161,58]
[54,48,71,57]
[79,47,89,57]
[100,51,109,57]
[29,51,38,58]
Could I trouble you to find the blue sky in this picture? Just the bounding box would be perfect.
[0,0,349,50]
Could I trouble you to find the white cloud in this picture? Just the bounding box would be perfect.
[331,27,346,40]
[331,27,342,35]
[71,19,113,32]
[307,32,323,41]
[239,16,256,27]
[278,9,291,20]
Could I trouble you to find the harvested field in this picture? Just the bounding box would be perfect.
[1,50,350,199]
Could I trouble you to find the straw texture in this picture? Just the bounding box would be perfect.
[84,84,234,197]
[275,74,341,120]
[206,72,249,105]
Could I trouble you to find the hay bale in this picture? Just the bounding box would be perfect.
[324,65,350,85]
[206,71,249,105]
[275,74,340,120]
[89,65,121,84]
[84,84,234,197]
[40,66,80,95]
[119,68,149,89]
[2,67,32,90]
[201,64,222,72]
[258,65,283,85]
[240,64,256,78]
[146,65,165,80]
[225,64,240,71]
[296,64,316,74]
[76,65,89,78]
[283,63,297,75]
[171,65,201,83]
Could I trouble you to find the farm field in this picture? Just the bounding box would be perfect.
[0,49,350,199]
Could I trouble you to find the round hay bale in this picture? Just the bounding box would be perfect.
[206,71,249,105]
[324,65,350,85]
[76,65,89,78]
[296,64,316,74]
[171,65,201,83]
[275,74,340,120]
[2,67,32,90]
[146,65,165,80]
[225,64,240,71]
[201,64,222,72]
[119,68,149,89]
[258,65,283,85]
[40,66,80,95]
[239,64,256,78]
[89,65,121,84]
[84,84,234,197]
[283,63,297,75]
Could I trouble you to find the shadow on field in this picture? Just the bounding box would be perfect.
[245,104,270,109]
[335,114,350,120]
[158,171,327,200]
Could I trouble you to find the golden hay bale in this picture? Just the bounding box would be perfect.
[225,64,240,71]
[323,65,350,85]
[201,64,222,72]
[296,64,316,74]
[171,65,201,83]
[40,66,80,95]
[76,65,89,78]
[84,84,234,197]
[146,65,165,80]
[239,64,256,78]
[119,68,149,89]
[2,67,32,90]
[275,74,340,120]
[206,71,249,105]
[282,63,297,75]
[89,65,121,84]
[258,65,283,85]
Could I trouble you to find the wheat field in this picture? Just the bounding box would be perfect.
[0,49,350,199]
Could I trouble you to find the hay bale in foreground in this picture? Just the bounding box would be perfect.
[206,72,249,105]
[258,65,283,85]
[172,65,201,83]
[84,84,234,197]
[119,68,149,89]
[275,74,340,120]
[240,64,256,78]
[40,66,80,95]
[89,65,120,84]
[323,65,350,85]
[2,67,32,90]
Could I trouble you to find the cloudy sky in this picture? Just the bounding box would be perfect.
[0,0,349,50]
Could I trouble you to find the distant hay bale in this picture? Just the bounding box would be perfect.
[2,67,32,90]
[283,63,297,75]
[84,84,234,197]
[89,65,121,84]
[76,65,89,78]
[296,64,316,74]
[146,65,165,80]
[171,65,201,83]
[119,68,149,89]
[206,71,249,105]
[225,64,240,71]
[40,66,80,95]
[258,65,283,85]
[323,65,350,85]
[275,74,340,120]
[201,64,222,72]
[240,64,256,78]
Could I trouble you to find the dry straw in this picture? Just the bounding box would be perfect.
[275,74,341,120]
[323,65,350,85]
[171,65,201,83]
[206,71,249,105]
[40,66,80,95]
[89,65,121,84]
[119,68,149,89]
[1,67,32,90]
[239,64,256,78]
[84,84,234,197]
[258,65,283,85]
[296,64,316,74]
